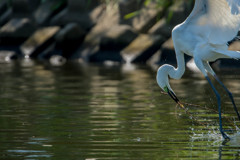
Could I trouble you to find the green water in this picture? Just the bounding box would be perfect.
[0,60,240,160]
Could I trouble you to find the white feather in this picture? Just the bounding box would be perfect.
[185,0,240,45]
[157,1,240,139]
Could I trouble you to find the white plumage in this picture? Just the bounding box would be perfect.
[157,0,240,140]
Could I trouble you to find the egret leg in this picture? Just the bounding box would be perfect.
[205,76,230,140]
[202,61,240,121]
[213,75,240,121]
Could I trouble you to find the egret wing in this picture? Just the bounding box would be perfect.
[186,0,240,45]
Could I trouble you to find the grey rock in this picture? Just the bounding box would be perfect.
[55,23,86,58]
[51,0,101,30]
[132,3,164,33]
[0,0,8,16]
[118,0,144,25]
[0,18,35,44]
[0,51,15,63]
[121,34,165,63]
[100,25,138,51]
[34,0,66,25]
[167,0,193,26]
[0,9,12,26]
[12,0,41,18]
[72,3,120,61]
[148,18,172,38]
[20,26,60,58]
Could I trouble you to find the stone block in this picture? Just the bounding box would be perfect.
[100,25,138,51]
[121,34,165,63]
[34,0,67,25]
[72,3,120,60]
[0,50,15,63]
[148,18,172,38]
[132,3,164,33]
[0,9,12,26]
[215,59,240,69]
[167,0,193,26]
[150,38,191,65]
[20,26,60,58]
[55,23,86,58]
[50,9,94,30]
[0,0,8,16]
[0,18,35,44]
[68,0,100,12]
[118,0,144,25]
[51,0,102,30]
[49,55,66,66]
[12,0,41,18]
[89,50,123,63]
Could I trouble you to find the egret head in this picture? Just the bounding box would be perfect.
[156,65,184,107]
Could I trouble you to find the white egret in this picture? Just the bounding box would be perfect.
[156,0,240,140]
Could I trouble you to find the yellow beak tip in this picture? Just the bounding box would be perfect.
[179,103,185,108]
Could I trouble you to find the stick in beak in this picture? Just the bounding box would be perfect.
[167,90,185,108]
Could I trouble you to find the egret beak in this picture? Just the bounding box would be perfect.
[167,89,185,108]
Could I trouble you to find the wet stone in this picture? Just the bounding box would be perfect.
[99,25,138,51]
[34,0,66,25]
[121,34,165,63]
[12,0,40,18]
[55,23,86,58]
[20,26,60,58]
[0,50,15,63]
[0,18,35,45]
[132,3,164,33]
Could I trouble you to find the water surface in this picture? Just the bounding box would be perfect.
[0,60,240,160]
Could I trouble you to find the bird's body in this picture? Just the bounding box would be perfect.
[157,0,240,140]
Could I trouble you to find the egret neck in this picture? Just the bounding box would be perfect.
[157,50,185,108]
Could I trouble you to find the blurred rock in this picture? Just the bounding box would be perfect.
[72,3,120,60]
[55,23,86,58]
[0,0,8,16]
[20,26,60,58]
[0,18,35,45]
[89,50,123,63]
[51,0,101,31]
[148,18,172,38]
[132,3,164,33]
[229,41,240,51]
[100,25,138,51]
[150,38,192,66]
[90,4,106,25]
[34,0,67,25]
[91,25,137,62]
[118,0,144,25]
[147,49,162,66]
[0,8,12,26]
[121,34,165,63]
[56,23,85,42]
[49,55,66,66]
[0,50,15,63]
[167,0,193,26]
[214,59,240,69]
[67,0,100,12]
[12,0,41,18]
[157,38,176,64]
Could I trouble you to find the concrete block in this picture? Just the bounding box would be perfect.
[100,25,138,51]
[34,0,66,25]
[121,34,165,63]
[0,18,35,44]
[20,26,60,58]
